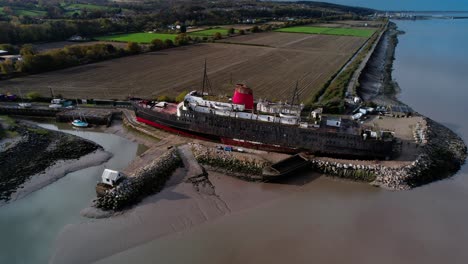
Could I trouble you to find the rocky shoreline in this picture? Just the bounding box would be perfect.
[352,21,467,189]
[0,118,107,202]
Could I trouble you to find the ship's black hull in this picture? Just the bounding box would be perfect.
[134,105,394,159]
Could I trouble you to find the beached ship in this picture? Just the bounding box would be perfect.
[133,85,395,159]
[133,61,394,158]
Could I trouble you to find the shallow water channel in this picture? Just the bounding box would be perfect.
[0,121,142,264]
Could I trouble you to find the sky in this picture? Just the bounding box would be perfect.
[302,0,468,11]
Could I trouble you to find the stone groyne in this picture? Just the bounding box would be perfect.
[95,148,181,210]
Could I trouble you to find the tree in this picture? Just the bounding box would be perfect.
[174,33,189,46]
[251,26,260,33]
[227,27,235,35]
[0,44,18,54]
[0,60,15,74]
[150,39,165,51]
[126,42,141,54]
[20,44,36,56]
[213,32,222,40]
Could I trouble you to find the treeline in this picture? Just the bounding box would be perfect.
[0,19,127,44]
[0,42,132,76]
[0,31,208,76]
[0,0,375,44]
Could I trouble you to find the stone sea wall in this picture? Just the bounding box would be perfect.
[311,117,466,190]
[191,144,269,181]
[95,148,181,210]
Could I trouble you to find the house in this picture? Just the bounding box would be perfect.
[101,169,123,187]
[311,108,323,119]
[0,55,22,62]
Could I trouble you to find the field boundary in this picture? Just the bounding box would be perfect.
[275,26,375,38]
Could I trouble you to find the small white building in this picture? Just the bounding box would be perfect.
[311,108,323,119]
[326,117,342,128]
[101,169,123,187]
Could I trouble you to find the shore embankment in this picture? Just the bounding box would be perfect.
[0,117,111,203]
[350,22,467,189]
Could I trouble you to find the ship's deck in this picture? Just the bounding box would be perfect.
[138,102,178,115]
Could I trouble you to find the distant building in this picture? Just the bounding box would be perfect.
[0,55,22,62]
[68,35,88,42]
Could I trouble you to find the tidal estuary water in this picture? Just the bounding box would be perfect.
[95,19,468,264]
[0,122,141,264]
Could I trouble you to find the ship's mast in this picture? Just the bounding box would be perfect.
[201,59,207,96]
[289,81,299,112]
[201,59,212,96]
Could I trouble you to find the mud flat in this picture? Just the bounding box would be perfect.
[51,146,300,264]
[0,117,111,203]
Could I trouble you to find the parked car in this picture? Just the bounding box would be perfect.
[18,103,32,108]
[49,104,62,109]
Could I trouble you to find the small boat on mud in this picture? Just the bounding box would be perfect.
[72,119,89,128]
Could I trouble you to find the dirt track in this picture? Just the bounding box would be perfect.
[1,32,365,101]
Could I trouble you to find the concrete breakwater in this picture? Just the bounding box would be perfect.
[95,148,181,210]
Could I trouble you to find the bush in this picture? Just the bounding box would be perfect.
[227,27,235,35]
[174,33,190,46]
[150,39,165,51]
[239,29,245,35]
[213,32,222,40]
[251,26,261,33]
[175,90,189,102]
[126,42,141,54]
[164,39,174,47]
[26,91,42,101]
[156,95,174,102]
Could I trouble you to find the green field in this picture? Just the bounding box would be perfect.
[275,26,375,38]
[15,9,47,17]
[188,28,231,36]
[95,33,177,43]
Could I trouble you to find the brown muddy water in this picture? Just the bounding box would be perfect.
[94,19,468,264]
[0,121,143,264]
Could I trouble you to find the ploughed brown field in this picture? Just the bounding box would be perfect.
[1,32,366,101]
